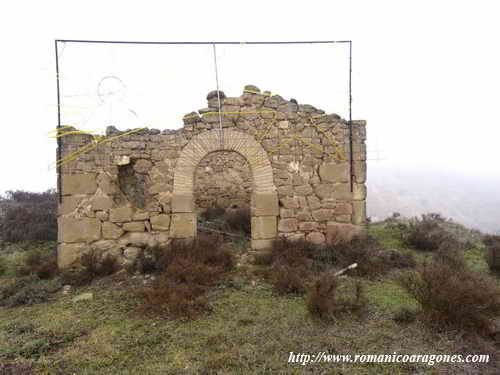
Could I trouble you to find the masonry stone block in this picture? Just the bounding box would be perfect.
[319,163,349,183]
[102,222,124,240]
[61,217,101,243]
[252,192,279,216]
[62,174,97,195]
[326,222,365,245]
[58,243,87,268]
[172,194,194,213]
[277,218,298,232]
[251,239,274,250]
[151,214,171,231]
[110,206,134,223]
[91,195,114,211]
[171,213,196,238]
[251,216,277,239]
[352,201,367,225]
[123,221,146,232]
[59,195,84,215]
[306,231,326,245]
[332,183,352,200]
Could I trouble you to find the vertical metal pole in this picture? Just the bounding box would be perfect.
[55,40,62,203]
[348,41,354,192]
[212,44,224,149]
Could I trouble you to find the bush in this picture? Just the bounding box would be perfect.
[401,213,458,252]
[484,235,500,275]
[393,307,417,324]
[397,250,500,335]
[138,235,234,319]
[0,277,61,307]
[200,206,226,221]
[80,250,118,278]
[0,189,57,242]
[306,273,366,322]
[224,208,251,235]
[15,248,59,280]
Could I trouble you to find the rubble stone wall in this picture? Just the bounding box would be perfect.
[57,85,367,269]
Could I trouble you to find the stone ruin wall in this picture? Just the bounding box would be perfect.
[57,85,367,269]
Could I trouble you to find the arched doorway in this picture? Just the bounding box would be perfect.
[170,129,278,249]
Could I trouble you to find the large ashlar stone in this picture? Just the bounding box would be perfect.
[294,185,313,196]
[307,195,321,210]
[62,174,97,195]
[277,218,298,232]
[251,216,277,240]
[90,240,118,253]
[353,184,367,201]
[119,232,157,248]
[110,206,134,223]
[150,214,171,231]
[352,201,367,225]
[58,243,87,268]
[326,222,365,245]
[252,192,279,216]
[60,217,101,243]
[319,163,349,183]
[332,183,352,200]
[123,221,146,232]
[334,203,353,215]
[133,159,153,174]
[353,161,367,183]
[251,239,274,250]
[59,195,84,215]
[97,172,119,195]
[171,194,194,213]
[299,222,318,231]
[280,196,299,209]
[306,231,326,245]
[171,213,196,238]
[102,222,124,239]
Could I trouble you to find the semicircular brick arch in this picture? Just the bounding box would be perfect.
[170,129,278,249]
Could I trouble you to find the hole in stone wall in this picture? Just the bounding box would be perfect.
[118,159,147,209]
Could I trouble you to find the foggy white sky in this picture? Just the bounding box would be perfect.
[1,0,499,193]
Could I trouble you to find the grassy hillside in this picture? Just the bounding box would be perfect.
[1,219,499,374]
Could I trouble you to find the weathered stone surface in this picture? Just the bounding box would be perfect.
[102,222,124,239]
[280,196,299,209]
[252,192,279,216]
[251,216,277,239]
[123,246,142,261]
[91,195,113,211]
[353,161,367,183]
[58,243,87,268]
[278,218,298,232]
[319,163,349,183]
[299,222,318,231]
[110,206,134,223]
[352,201,366,225]
[150,214,171,231]
[312,209,334,222]
[90,240,117,252]
[171,194,194,213]
[326,222,364,245]
[307,195,321,210]
[334,203,352,215]
[123,221,146,232]
[62,174,97,195]
[280,208,295,218]
[277,185,294,197]
[336,215,352,223]
[251,239,274,250]
[314,184,334,199]
[332,183,352,200]
[171,213,196,238]
[96,210,109,221]
[294,185,313,196]
[119,232,156,248]
[133,211,150,220]
[353,184,367,200]
[61,217,101,243]
[59,195,84,215]
[133,159,153,174]
[306,231,326,245]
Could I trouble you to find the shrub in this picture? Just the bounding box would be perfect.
[401,213,459,252]
[393,307,417,324]
[80,250,118,278]
[15,248,59,280]
[0,277,61,307]
[306,273,367,321]
[0,189,57,242]
[138,235,234,319]
[484,235,500,275]
[224,208,251,235]
[271,265,309,295]
[0,360,34,375]
[200,206,226,221]
[397,251,500,335]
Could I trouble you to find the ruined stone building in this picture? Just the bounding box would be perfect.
[57,85,367,269]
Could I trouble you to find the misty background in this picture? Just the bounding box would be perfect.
[1,1,498,233]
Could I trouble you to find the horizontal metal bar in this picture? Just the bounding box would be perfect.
[55,39,351,45]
